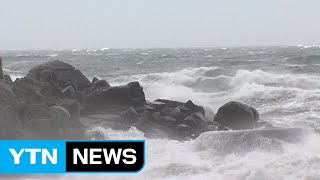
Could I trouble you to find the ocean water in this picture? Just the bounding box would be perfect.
[1,46,320,179]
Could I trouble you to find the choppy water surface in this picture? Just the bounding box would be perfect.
[2,46,320,179]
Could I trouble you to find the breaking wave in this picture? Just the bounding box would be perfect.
[111,67,320,123]
[56,128,320,180]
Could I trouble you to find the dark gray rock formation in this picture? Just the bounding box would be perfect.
[26,60,92,91]
[213,101,259,130]
[0,60,272,141]
[81,81,146,113]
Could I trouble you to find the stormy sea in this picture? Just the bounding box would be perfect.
[1,46,320,180]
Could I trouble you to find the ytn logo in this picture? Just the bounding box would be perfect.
[9,148,57,165]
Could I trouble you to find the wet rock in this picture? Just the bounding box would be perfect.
[12,77,53,103]
[39,69,56,83]
[27,60,92,91]
[92,77,99,84]
[176,105,191,114]
[183,116,197,127]
[213,101,259,130]
[176,124,191,131]
[81,81,145,112]
[185,100,205,115]
[82,85,131,111]
[192,112,210,132]
[160,106,183,120]
[208,125,218,131]
[61,85,77,99]
[145,101,167,112]
[161,116,177,124]
[127,81,145,107]
[122,106,140,122]
[93,79,111,89]
[155,99,184,108]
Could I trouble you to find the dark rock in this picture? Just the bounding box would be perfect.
[185,100,205,115]
[39,69,57,83]
[26,60,92,91]
[161,116,177,124]
[145,101,167,112]
[155,99,184,108]
[61,85,77,99]
[93,79,111,89]
[176,124,191,131]
[251,107,260,122]
[82,85,131,111]
[133,106,147,113]
[92,77,99,84]
[213,101,259,130]
[192,112,210,132]
[133,117,171,139]
[122,106,140,122]
[183,116,197,127]
[131,98,146,107]
[208,125,218,131]
[127,81,145,106]
[81,82,146,112]
[160,106,183,120]
[12,77,53,103]
[176,105,191,114]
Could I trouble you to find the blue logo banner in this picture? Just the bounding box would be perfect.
[0,140,145,174]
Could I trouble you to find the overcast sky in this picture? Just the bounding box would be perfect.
[1,0,320,49]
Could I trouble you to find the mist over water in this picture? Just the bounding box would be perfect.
[2,46,320,179]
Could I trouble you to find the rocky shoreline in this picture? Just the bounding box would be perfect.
[0,59,271,140]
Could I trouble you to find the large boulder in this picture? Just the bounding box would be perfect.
[213,101,259,130]
[81,81,146,113]
[139,99,210,138]
[26,60,92,91]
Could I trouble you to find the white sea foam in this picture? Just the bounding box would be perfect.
[110,66,320,128]
[55,128,320,180]
[46,54,59,57]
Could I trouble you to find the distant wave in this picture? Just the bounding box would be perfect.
[46,54,59,57]
[296,44,320,49]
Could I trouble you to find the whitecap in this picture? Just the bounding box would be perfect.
[46,54,59,57]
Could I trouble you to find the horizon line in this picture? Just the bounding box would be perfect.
[0,44,317,51]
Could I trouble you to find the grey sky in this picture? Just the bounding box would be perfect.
[1,0,320,49]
